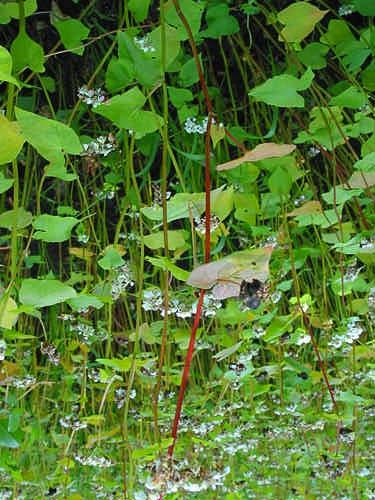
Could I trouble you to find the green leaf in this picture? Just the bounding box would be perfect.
[263,315,293,343]
[249,68,314,108]
[202,4,240,39]
[0,0,37,25]
[0,422,19,448]
[0,207,32,229]
[67,294,104,312]
[354,152,375,172]
[10,31,45,73]
[165,0,204,41]
[268,166,293,195]
[0,172,14,194]
[98,247,125,270]
[0,45,20,87]
[277,2,328,43]
[141,186,230,223]
[234,192,258,224]
[297,42,329,69]
[179,56,200,87]
[0,114,24,164]
[128,0,152,21]
[44,163,77,181]
[145,256,190,281]
[213,341,243,362]
[144,230,187,250]
[115,31,160,87]
[320,20,355,46]
[361,59,375,91]
[0,296,18,329]
[94,87,163,139]
[353,0,375,15]
[294,106,346,150]
[53,18,90,56]
[322,186,363,205]
[168,86,193,108]
[19,279,77,308]
[329,85,368,108]
[15,107,82,167]
[149,25,180,69]
[105,56,134,93]
[96,357,132,372]
[32,215,79,243]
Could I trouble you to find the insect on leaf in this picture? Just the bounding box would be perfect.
[187,247,273,299]
[216,143,296,171]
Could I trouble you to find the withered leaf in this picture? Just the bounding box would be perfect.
[216,143,296,171]
[187,247,273,299]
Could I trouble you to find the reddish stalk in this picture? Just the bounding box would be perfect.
[167,0,215,458]
[301,311,338,413]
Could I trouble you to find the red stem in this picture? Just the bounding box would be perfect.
[167,0,214,459]
[167,289,205,456]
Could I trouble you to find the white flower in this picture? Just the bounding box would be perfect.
[111,263,135,299]
[142,288,163,312]
[40,342,60,366]
[184,116,212,135]
[296,334,310,346]
[59,414,87,430]
[194,215,220,235]
[81,135,117,157]
[338,4,354,16]
[77,85,106,108]
[0,339,6,361]
[134,35,156,53]
[74,454,113,467]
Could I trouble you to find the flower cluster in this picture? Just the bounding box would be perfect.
[184,116,210,135]
[143,457,230,498]
[142,288,164,312]
[369,288,375,322]
[74,454,113,467]
[7,375,36,389]
[134,35,156,53]
[111,263,135,300]
[343,260,362,282]
[70,321,107,344]
[77,86,106,108]
[152,183,171,208]
[307,146,321,158]
[142,288,222,319]
[293,194,307,206]
[194,215,220,235]
[329,316,363,349]
[114,387,136,409]
[40,342,60,366]
[94,182,118,201]
[0,339,6,361]
[81,135,117,157]
[59,414,88,431]
[360,236,375,250]
[338,4,354,16]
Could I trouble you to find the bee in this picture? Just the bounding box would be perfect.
[239,279,270,310]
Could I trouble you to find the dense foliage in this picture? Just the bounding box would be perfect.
[0,0,374,498]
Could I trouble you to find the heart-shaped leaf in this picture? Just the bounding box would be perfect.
[0,114,24,164]
[277,2,328,43]
[32,215,79,243]
[19,279,77,308]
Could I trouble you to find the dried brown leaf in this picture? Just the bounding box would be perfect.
[216,142,296,171]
